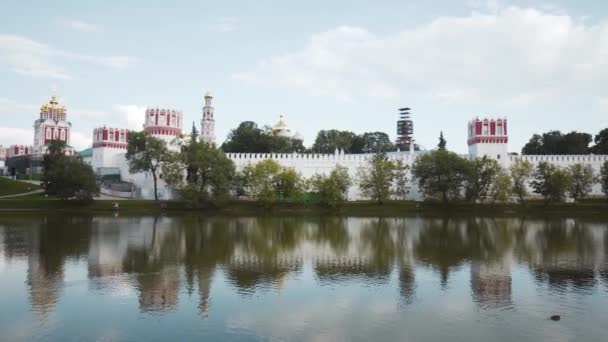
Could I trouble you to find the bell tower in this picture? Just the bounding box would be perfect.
[200,92,216,145]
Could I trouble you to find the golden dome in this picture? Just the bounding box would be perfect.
[272,114,289,132]
[50,96,58,106]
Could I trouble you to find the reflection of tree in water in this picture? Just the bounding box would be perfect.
[517,219,605,292]
[0,215,93,317]
[415,218,514,289]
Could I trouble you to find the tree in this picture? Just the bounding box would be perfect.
[357,153,397,203]
[522,131,592,155]
[126,131,170,201]
[438,131,447,150]
[241,160,305,207]
[600,161,608,200]
[309,165,352,208]
[42,139,68,193]
[566,163,596,202]
[521,134,543,155]
[531,162,571,204]
[489,169,513,204]
[393,159,410,200]
[591,128,608,154]
[411,150,469,204]
[44,156,98,201]
[359,132,395,153]
[463,157,501,203]
[509,159,533,205]
[163,138,236,206]
[221,121,304,153]
[311,130,357,153]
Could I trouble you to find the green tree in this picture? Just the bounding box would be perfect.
[44,156,99,201]
[531,162,571,204]
[509,159,533,205]
[438,131,447,150]
[463,157,501,203]
[309,165,352,208]
[522,131,592,155]
[489,169,513,204]
[601,161,608,200]
[357,153,397,204]
[242,160,305,207]
[42,139,68,194]
[359,132,395,153]
[411,150,469,204]
[221,121,304,153]
[591,128,608,154]
[311,130,357,153]
[393,159,410,200]
[163,138,236,206]
[566,163,596,202]
[126,131,170,200]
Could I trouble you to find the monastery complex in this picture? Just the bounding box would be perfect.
[1,94,607,200]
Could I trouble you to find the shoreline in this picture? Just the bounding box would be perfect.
[1,199,607,218]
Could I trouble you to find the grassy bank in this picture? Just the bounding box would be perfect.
[1,196,608,217]
[0,177,40,196]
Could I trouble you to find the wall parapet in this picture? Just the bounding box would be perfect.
[510,155,608,163]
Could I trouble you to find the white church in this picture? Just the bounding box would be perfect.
[2,93,607,200]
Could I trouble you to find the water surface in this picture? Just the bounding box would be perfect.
[1,214,607,341]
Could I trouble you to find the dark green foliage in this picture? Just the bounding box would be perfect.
[412,150,469,204]
[126,131,170,200]
[591,128,608,154]
[463,157,501,203]
[309,165,352,208]
[163,137,236,206]
[521,131,592,155]
[221,121,304,153]
[43,156,98,201]
[312,130,395,154]
[311,130,358,153]
[601,161,608,199]
[438,131,447,150]
[358,132,395,153]
[531,162,571,203]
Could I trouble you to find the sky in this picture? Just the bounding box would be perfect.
[1,0,607,153]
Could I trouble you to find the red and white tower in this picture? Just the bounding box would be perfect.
[143,107,183,147]
[32,96,74,155]
[200,92,215,145]
[91,126,129,171]
[467,117,508,162]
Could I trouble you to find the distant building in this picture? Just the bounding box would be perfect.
[200,92,216,145]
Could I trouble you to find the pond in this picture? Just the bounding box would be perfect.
[0,214,607,341]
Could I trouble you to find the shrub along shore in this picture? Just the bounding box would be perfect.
[1,198,607,218]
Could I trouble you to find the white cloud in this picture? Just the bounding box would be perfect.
[0,127,33,146]
[113,105,146,130]
[55,18,100,32]
[234,6,608,103]
[0,34,137,79]
[208,16,239,32]
[70,130,92,150]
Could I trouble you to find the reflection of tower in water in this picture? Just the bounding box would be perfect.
[470,257,512,309]
[137,267,180,313]
[198,267,214,319]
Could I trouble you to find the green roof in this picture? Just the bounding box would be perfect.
[77,148,93,157]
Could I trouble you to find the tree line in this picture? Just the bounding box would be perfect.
[522,128,608,155]
[221,121,416,154]
[126,129,608,207]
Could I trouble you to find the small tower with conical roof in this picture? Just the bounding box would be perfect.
[200,92,216,145]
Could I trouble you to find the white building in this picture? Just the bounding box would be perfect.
[200,92,216,145]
